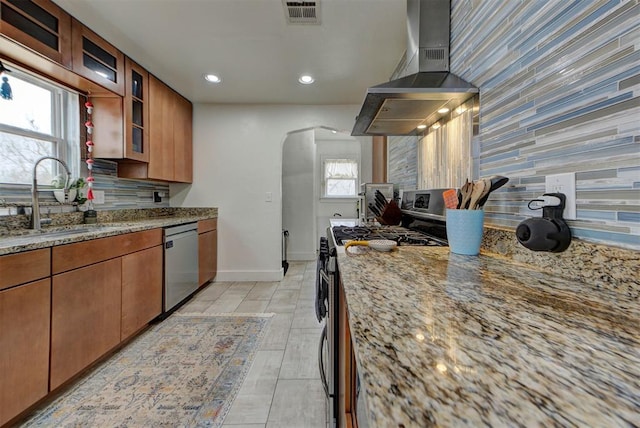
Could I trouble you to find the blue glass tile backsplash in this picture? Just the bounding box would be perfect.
[389,0,639,249]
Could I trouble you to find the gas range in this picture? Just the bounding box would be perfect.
[331,224,447,247]
[330,188,451,247]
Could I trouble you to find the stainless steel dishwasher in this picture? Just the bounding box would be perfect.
[164,223,199,312]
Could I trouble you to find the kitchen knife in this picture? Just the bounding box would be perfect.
[369,203,382,217]
[375,190,388,207]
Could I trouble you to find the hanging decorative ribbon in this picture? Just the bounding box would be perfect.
[85,100,95,205]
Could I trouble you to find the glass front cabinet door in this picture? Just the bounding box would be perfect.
[124,57,149,162]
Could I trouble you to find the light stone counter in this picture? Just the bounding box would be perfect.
[0,208,217,256]
[337,245,639,427]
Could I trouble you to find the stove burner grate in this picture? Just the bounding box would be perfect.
[332,225,446,247]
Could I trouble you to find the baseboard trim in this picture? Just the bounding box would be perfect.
[216,269,284,282]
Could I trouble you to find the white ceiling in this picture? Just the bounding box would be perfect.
[53,0,407,105]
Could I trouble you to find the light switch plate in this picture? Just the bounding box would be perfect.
[265,192,272,202]
[545,173,576,220]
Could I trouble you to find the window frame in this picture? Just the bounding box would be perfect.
[320,156,360,200]
[0,65,80,187]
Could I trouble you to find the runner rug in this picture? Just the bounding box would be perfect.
[21,313,272,427]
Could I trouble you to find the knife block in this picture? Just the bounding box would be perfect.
[378,200,402,225]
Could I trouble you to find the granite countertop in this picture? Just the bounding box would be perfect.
[0,208,217,256]
[337,245,639,427]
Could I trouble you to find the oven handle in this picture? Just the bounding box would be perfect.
[319,269,330,286]
[318,323,329,398]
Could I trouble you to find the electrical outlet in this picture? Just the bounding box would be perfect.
[545,173,576,220]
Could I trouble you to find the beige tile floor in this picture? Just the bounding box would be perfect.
[178,261,327,428]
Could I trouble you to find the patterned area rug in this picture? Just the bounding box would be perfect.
[21,313,272,428]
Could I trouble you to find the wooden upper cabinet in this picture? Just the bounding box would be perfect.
[90,59,149,163]
[148,74,174,181]
[148,74,193,183]
[71,18,124,96]
[173,92,193,183]
[0,0,71,66]
[124,57,149,162]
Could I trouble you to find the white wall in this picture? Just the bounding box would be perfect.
[315,137,363,244]
[282,129,316,261]
[171,104,363,281]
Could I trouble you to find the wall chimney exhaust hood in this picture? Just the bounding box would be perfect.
[352,0,478,136]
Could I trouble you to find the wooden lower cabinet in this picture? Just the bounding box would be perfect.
[121,245,163,340]
[198,219,218,286]
[0,279,50,427]
[50,258,122,390]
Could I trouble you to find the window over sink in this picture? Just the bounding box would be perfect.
[0,65,80,186]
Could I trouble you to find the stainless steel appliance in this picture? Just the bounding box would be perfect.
[315,189,448,426]
[316,232,338,427]
[360,183,394,221]
[164,223,199,312]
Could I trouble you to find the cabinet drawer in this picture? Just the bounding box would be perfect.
[52,229,162,274]
[0,248,50,291]
[197,218,217,234]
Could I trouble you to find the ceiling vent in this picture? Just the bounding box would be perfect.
[283,1,320,24]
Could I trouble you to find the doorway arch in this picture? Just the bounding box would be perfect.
[281,126,366,262]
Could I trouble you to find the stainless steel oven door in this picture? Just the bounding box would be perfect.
[316,232,338,428]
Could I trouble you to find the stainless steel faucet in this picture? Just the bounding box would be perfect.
[31,156,71,230]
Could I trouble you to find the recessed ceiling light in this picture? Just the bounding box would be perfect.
[437,108,450,114]
[416,124,427,130]
[331,130,337,134]
[431,122,441,130]
[298,75,314,84]
[204,74,222,83]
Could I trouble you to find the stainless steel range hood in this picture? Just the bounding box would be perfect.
[352,0,478,136]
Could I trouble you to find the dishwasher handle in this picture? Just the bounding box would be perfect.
[165,229,197,248]
[164,222,198,238]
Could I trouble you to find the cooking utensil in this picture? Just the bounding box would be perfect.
[476,175,509,208]
[468,179,486,210]
[459,179,473,209]
[443,189,458,209]
[471,178,491,209]
[344,239,397,252]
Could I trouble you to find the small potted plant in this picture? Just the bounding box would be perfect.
[51,176,87,204]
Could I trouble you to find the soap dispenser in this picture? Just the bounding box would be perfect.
[516,192,572,253]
